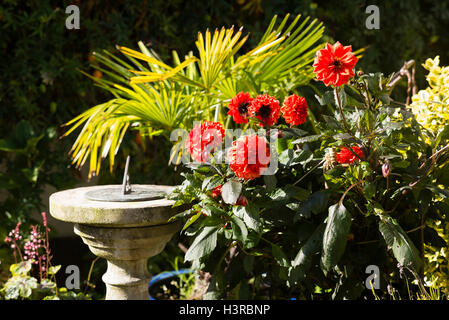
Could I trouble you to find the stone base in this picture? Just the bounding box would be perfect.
[74,222,180,300]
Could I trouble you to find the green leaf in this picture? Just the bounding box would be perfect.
[0,120,38,153]
[10,261,33,277]
[279,149,295,166]
[322,115,342,130]
[39,279,57,291]
[268,185,310,203]
[234,205,261,232]
[426,185,449,198]
[363,109,375,133]
[168,208,193,222]
[289,223,325,284]
[321,203,352,274]
[272,244,291,267]
[21,160,45,184]
[202,175,223,191]
[231,215,248,242]
[335,87,347,108]
[263,174,277,192]
[243,232,260,249]
[182,211,203,231]
[292,134,323,144]
[47,265,61,275]
[435,124,449,147]
[281,127,309,139]
[363,182,376,200]
[293,223,325,268]
[221,179,242,204]
[185,226,219,261]
[378,216,422,273]
[315,91,334,106]
[4,276,38,299]
[296,190,330,220]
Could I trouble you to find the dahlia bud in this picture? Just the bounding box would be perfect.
[382,161,392,178]
[211,185,222,198]
[236,195,248,207]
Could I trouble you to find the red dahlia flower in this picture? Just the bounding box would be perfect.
[336,146,364,164]
[227,92,253,124]
[187,121,224,163]
[313,42,358,87]
[227,135,271,180]
[249,94,280,127]
[281,94,308,126]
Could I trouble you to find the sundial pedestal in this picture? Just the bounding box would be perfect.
[49,184,182,300]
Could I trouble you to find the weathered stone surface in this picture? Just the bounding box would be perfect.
[74,222,180,260]
[49,185,178,227]
[74,222,180,300]
[48,184,184,300]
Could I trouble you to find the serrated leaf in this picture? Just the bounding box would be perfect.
[182,210,203,231]
[378,217,422,272]
[202,175,223,191]
[234,205,261,232]
[185,226,219,261]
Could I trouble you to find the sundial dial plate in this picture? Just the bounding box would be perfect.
[84,186,166,202]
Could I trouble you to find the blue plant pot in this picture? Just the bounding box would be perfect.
[148,269,192,300]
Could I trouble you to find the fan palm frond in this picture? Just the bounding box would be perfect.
[64,14,329,177]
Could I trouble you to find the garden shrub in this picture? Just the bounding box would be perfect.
[410,56,449,295]
[169,42,449,299]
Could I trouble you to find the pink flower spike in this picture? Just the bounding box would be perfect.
[41,212,48,227]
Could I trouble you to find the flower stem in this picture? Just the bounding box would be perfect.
[293,159,325,186]
[334,87,352,135]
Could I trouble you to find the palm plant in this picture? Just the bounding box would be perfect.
[64,14,326,178]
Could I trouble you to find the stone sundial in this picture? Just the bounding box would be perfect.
[49,156,183,300]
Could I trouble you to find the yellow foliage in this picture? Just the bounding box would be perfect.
[409,57,449,298]
[410,56,449,133]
